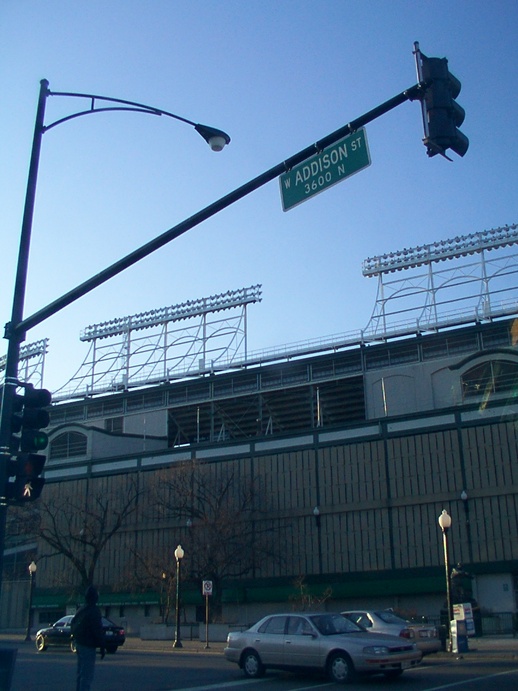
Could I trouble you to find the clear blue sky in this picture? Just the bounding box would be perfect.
[1,1,517,393]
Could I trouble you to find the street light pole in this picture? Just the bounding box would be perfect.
[0,79,49,602]
[460,490,473,563]
[173,545,184,648]
[438,509,453,651]
[0,80,230,600]
[24,560,37,641]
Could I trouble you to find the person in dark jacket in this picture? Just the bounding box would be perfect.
[71,586,105,691]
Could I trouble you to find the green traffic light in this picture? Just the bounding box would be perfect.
[21,429,49,452]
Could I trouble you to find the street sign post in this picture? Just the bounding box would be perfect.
[202,580,213,648]
[279,128,371,211]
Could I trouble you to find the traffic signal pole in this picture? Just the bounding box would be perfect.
[14,82,423,338]
[0,49,467,597]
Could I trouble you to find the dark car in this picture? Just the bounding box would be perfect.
[35,614,125,653]
[224,612,422,683]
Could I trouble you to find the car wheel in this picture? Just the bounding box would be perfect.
[70,639,77,653]
[384,669,404,680]
[242,650,265,678]
[327,651,355,683]
[105,645,118,654]
[35,635,47,652]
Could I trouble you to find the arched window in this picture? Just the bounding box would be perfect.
[49,431,88,460]
[461,360,518,399]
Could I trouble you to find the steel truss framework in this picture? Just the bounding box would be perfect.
[0,339,47,388]
[5,224,518,401]
[53,285,262,400]
[363,223,518,338]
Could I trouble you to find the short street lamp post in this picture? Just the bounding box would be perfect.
[173,545,184,648]
[24,560,37,641]
[438,509,453,651]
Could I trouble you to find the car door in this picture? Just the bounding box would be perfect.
[254,615,288,666]
[53,617,72,644]
[284,616,321,669]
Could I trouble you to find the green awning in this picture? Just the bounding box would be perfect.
[33,574,446,610]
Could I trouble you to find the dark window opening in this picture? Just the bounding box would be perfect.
[105,416,123,433]
[49,431,87,460]
[462,360,518,399]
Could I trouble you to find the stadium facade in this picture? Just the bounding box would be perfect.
[3,225,518,633]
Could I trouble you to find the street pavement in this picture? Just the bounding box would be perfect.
[131,632,518,658]
[2,631,518,658]
[131,634,518,658]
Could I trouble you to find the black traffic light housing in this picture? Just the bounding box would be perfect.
[418,51,469,159]
[6,454,46,502]
[6,384,51,503]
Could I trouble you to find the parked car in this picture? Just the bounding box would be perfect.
[35,614,125,653]
[224,611,422,683]
[341,609,441,654]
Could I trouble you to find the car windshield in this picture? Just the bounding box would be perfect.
[376,611,407,625]
[309,614,362,636]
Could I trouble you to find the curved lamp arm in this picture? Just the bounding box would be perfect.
[42,80,231,151]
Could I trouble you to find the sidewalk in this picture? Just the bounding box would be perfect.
[430,634,518,660]
[125,636,226,654]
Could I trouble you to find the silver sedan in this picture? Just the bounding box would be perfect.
[342,609,442,654]
[224,612,422,683]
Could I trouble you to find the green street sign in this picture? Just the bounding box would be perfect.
[279,128,371,211]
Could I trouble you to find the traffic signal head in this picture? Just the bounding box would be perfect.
[420,53,469,159]
[11,385,51,454]
[6,454,46,503]
[6,384,51,503]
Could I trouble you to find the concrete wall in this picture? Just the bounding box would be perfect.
[0,581,28,631]
[475,574,516,613]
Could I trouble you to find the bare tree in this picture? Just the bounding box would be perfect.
[149,459,274,620]
[289,575,333,611]
[124,549,176,625]
[15,476,141,591]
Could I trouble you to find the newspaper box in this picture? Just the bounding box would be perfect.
[451,619,468,653]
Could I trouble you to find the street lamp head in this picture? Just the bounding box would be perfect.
[438,509,452,532]
[174,544,184,561]
[194,124,231,152]
[29,561,37,574]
